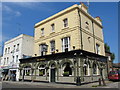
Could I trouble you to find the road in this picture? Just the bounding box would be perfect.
[0,80,119,89]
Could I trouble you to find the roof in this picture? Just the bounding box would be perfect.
[34,4,102,28]
[113,63,120,68]
[4,34,33,45]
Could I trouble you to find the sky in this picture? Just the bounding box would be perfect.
[0,2,118,63]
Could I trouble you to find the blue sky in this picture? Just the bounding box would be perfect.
[1,2,118,63]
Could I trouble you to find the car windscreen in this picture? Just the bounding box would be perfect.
[109,71,118,75]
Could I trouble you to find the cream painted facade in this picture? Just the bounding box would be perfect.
[34,3,105,57]
[19,3,108,84]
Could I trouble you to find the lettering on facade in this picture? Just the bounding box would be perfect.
[36,58,46,61]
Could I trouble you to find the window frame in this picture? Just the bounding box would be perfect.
[41,28,44,36]
[96,43,100,54]
[62,37,70,52]
[50,40,55,53]
[51,23,55,32]
[63,18,68,27]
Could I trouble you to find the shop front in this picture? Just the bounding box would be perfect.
[19,50,108,84]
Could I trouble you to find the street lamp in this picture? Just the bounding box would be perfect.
[74,52,82,86]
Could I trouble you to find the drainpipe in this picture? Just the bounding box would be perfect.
[92,21,96,53]
[77,7,83,50]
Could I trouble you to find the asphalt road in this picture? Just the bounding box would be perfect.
[0,80,120,89]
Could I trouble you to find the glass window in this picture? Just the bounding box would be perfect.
[96,44,100,54]
[63,62,72,76]
[50,40,55,53]
[4,58,6,65]
[63,18,68,27]
[5,48,7,54]
[13,56,14,63]
[62,37,70,52]
[39,65,45,76]
[93,63,97,74]
[16,44,19,51]
[41,28,44,36]
[39,44,47,56]
[8,47,10,54]
[7,57,9,64]
[16,55,19,63]
[51,24,55,32]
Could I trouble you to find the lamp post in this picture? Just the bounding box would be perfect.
[74,52,81,86]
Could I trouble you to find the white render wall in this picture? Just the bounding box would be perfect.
[1,34,34,81]
[1,34,34,67]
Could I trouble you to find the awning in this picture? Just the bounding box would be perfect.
[2,69,9,73]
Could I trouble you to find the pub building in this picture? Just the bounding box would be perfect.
[19,3,108,84]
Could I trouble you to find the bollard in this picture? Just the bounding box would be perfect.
[98,78,101,86]
[76,76,81,86]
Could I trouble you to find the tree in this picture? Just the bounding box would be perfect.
[104,43,115,62]
[104,43,110,53]
[111,53,115,62]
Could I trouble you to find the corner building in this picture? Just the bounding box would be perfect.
[19,3,108,84]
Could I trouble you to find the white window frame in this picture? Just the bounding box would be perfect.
[16,44,19,51]
[16,55,19,63]
[39,44,46,56]
[51,24,55,32]
[5,48,7,54]
[62,37,70,52]
[41,28,44,36]
[8,47,10,54]
[63,18,68,27]
[50,40,55,53]
[96,44,100,54]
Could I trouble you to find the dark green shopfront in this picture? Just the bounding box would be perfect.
[19,49,108,84]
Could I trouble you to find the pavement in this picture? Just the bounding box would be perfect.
[0,80,119,88]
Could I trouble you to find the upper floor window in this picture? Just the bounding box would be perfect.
[51,24,55,32]
[4,58,6,65]
[13,56,14,63]
[16,55,19,63]
[85,21,89,30]
[39,44,48,56]
[63,18,68,27]
[13,45,16,51]
[50,40,55,54]
[96,44,100,54]
[5,48,7,54]
[62,37,70,52]
[7,57,9,64]
[8,47,10,54]
[41,28,44,36]
[16,44,19,51]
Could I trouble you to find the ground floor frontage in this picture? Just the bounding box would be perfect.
[19,50,108,84]
[0,66,19,81]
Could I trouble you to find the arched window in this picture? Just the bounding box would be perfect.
[83,61,90,76]
[38,65,45,76]
[93,63,97,74]
[24,66,31,76]
[63,62,72,76]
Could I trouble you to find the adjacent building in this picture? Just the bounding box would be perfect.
[19,3,108,84]
[1,34,34,81]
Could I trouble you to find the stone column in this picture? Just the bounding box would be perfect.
[57,67,59,81]
[22,69,25,81]
[80,57,84,82]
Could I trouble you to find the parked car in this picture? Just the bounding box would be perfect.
[108,71,120,81]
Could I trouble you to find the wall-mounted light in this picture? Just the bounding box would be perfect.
[73,46,75,50]
[56,49,58,52]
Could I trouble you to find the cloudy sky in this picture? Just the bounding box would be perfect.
[0,2,118,63]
